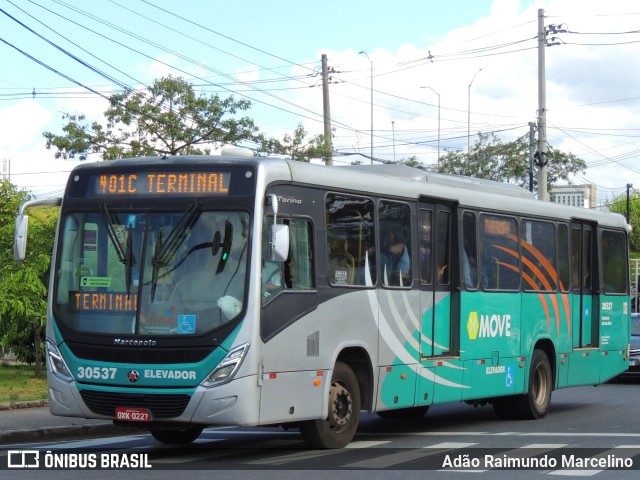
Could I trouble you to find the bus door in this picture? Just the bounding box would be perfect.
[570,222,597,349]
[418,202,453,358]
[417,201,457,405]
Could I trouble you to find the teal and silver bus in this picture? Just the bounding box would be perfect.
[15,151,631,448]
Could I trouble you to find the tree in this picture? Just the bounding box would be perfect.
[607,190,640,254]
[437,132,586,193]
[0,181,56,374]
[398,155,427,170]
[43,76,259,160]
[258,123,331,163]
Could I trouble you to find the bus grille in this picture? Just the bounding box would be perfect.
[79,390,191,418]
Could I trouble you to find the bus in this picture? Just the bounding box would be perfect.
[14,150,631,448]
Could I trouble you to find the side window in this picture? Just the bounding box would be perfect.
[479,214,519,291]
[571,227,581,290]
[602,230,627,294]
[325,194,375,286]
[379,201,412,287]
[583,229,593,291]
[419,210,433,285]
[520,219,556,292]
[262,216,314,303]
[436,210,451,286]
[558,224,570,292]
[462,211,478,289]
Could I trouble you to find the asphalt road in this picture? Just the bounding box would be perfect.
[1,377,639,479]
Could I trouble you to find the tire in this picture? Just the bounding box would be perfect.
[377,406,429,419]
[513,349,553,419]
[299,361,361,449]
[150,426,204,444]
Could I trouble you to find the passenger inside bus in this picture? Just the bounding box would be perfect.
[381,228,411,286]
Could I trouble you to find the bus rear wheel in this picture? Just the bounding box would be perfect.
[150,426,204,444]
[513,349,552,419]
[299,361,361,449]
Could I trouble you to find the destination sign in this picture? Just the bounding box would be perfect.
[90,172,231,197]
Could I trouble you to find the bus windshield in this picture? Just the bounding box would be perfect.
[54,209,249,336]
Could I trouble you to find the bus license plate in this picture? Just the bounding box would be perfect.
[115,407,152,422]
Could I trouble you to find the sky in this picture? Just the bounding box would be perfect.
[1,0,640,207]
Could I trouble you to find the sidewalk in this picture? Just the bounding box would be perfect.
[0,401,136,445]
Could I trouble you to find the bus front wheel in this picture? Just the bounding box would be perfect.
[299,361,361,449]
[513,349,552,419]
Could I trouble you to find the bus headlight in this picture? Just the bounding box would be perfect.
[46,339,74,382]
[202,343,250,388]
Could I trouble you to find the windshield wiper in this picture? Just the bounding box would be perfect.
[100,204,137,293]
[150,202,200,301]
[150,228,163,302]
[125,223,135,294]
[100,204,127,264]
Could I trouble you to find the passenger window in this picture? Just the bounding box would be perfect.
[520,220,556,292]
[558,224,570,292]
[462,212,478,289]
[379,201,412,287]
[602,230,627,294]
[479,214,520,291]
[325,194,376,286]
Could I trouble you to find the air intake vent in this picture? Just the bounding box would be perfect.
[79,390,191,418]
[307,331,319,357]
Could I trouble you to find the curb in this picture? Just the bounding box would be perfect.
[0,423,136,446]
[0,399,49,411]
[0,399,144,445]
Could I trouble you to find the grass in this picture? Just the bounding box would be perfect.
[0,362,48,403]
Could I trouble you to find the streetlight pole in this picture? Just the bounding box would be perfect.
[421,86,440,170]
[392,121,396,162]
[468,68,482,156]
[359,50,373,164]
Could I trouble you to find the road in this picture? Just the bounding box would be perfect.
[1,377,639,479]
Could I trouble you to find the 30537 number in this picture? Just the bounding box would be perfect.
[76,366,117,380]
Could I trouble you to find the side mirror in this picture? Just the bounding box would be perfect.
[270,224,289,262]
[267,193,288,261]
[14,214,29,261]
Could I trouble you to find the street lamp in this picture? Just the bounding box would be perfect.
[468,68,482,156]
[359,50,373,164]
[421,86,440,170]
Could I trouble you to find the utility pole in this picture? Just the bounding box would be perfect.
[536,8,549,201]
[528,122,536,192]
[321,54,333,165]
[627,183,633,224]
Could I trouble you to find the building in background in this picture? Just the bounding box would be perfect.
[549,184,597,209]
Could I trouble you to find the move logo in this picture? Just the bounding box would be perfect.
[467,312,511,340]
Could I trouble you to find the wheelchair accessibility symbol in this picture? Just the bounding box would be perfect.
[505,366,514,388]
[177,314,196,334]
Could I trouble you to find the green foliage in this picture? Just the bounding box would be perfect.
[0,363,47,402]
[398,155,426,169]
[257,123,331,163]
[0,181,56,366]
[437,132,586,194]
[607,191,640,254]
[43,76,259,160]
